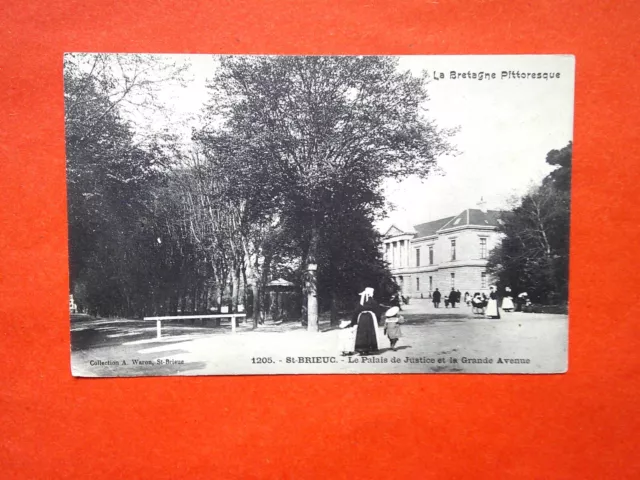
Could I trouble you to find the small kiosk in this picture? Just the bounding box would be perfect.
[265,278,296,322]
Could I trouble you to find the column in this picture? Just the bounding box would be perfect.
[393,242,397,267]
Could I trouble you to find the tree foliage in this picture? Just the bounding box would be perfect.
[66,54,451,323]
[486,142,572,304]
[65,54,188,316]
[197,55,454,328]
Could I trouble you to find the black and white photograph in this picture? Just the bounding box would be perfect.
[66,54,574,376]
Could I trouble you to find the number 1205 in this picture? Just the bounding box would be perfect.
[251,357,274,364]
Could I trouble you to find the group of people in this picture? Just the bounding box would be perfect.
[339,288,404,356]
[338,284,533,356]
[431,288,464,308]
[431,285,525,317]
[469,286,523,318]
[465,286,501,318]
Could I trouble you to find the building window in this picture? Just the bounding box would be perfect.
[429,245,434,265]
[481,272,487,288]
[415,248,421,267]
[450,239,456,261]
[480,238,487,259]
[450,273,455,289]
[429,276,433,292]
[416,277,420,291]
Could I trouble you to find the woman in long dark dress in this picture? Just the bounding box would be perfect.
[350,288,383,354]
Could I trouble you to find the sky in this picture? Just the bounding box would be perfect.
[111,54,575,232]
[384,55,575,231]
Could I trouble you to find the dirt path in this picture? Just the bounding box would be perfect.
[71,308,568,376]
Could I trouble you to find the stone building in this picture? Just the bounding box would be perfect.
[382,205,503,299]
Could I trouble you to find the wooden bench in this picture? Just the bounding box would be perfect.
[143,314,247,338]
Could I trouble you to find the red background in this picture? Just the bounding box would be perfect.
[1,1,639,478]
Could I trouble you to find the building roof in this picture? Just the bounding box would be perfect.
[385,208,503,241]
[469,209,502,227]
[266,278,295,288]
[438,209,502,231]
[413,216,455,239]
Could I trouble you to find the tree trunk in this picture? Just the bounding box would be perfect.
[251,254,260,328]
[306,224,319,332]
[300,249,308,327]
[330,290,339,326]
[233,264,241,311]
[240,262,248,322]
[252,283,260,329]
[180,291,187,314]
[241,262,248,304]
[192,284,198,313]
[205,284,211,314]
[216,277,223,309]
[260,252,273,324]
[229,274,235,310]
[171,291,179,315]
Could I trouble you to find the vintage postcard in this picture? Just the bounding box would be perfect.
[66,54,574,376]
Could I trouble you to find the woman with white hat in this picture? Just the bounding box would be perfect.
[347,287,384,355]
[501,286,515,312]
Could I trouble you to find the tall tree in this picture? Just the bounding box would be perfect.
[200,55,454,330]
[487,142,572,304]
[65,54,186,317]
[190,131,286,327]
[318,206,398,324]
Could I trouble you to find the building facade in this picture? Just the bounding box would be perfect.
[383,207,503,298]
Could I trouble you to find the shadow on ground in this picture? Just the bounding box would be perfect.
[71,318,243,352]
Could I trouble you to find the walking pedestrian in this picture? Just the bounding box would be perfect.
[383,306,403,351]
[449,288,457,308]
[485,285,501,319]
[502,287,515,312]
[516,292,531,312]
[349,287,384,355]
[432,288,441,308]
